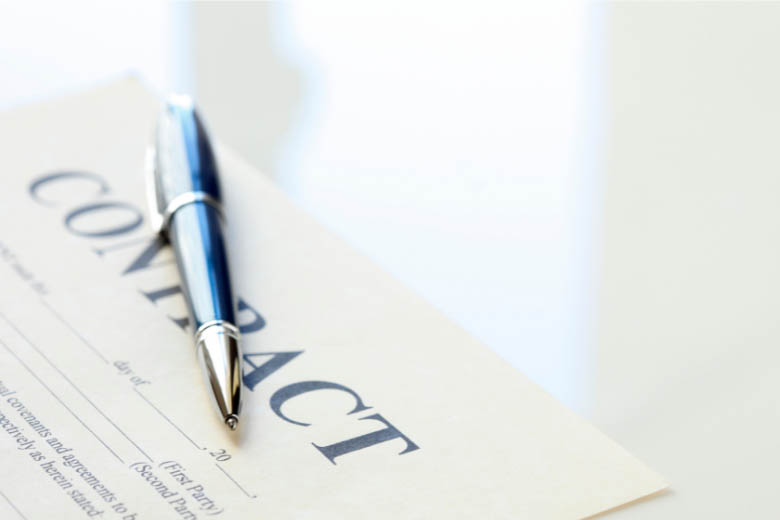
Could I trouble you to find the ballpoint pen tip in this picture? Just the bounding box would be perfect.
[226,415,239,431]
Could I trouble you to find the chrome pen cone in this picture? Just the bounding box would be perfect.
[196,323,243,430]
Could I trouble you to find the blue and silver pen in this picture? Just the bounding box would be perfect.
[146,95,243,430]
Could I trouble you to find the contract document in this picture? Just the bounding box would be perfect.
[0,79,665,519]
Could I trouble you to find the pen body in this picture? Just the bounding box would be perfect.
[168,202,236,330]
[150,96,243,428]
[151,97,239,333]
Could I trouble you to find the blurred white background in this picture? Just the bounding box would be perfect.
[0,1,601,414]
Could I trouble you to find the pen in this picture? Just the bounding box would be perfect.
[145,95,243,430]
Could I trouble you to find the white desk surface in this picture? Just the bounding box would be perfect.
[593,4,780,517]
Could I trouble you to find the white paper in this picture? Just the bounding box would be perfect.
[0,79,665,519]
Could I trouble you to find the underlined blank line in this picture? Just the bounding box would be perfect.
[134,387,205,450]
[215,463,258,499]
[0,337,124,464]
[39,298,109,364]
[0,489,29,520]
[0,312,152,462]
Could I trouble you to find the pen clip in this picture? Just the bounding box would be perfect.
[145,145,166,236]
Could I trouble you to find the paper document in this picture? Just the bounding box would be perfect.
[0,80,665,519]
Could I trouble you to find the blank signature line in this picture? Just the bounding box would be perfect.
[38,298,109,364]
[0,336,124,464]
[215,463,258,499]
[0,312,151,462]
[0,489,29,520]
[134,387,205,451]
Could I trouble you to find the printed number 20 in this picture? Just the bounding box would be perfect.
[209,448,232,462]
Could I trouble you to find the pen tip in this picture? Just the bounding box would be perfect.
[225,415,239,431]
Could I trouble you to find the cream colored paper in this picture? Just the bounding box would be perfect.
[0,79,664,520]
